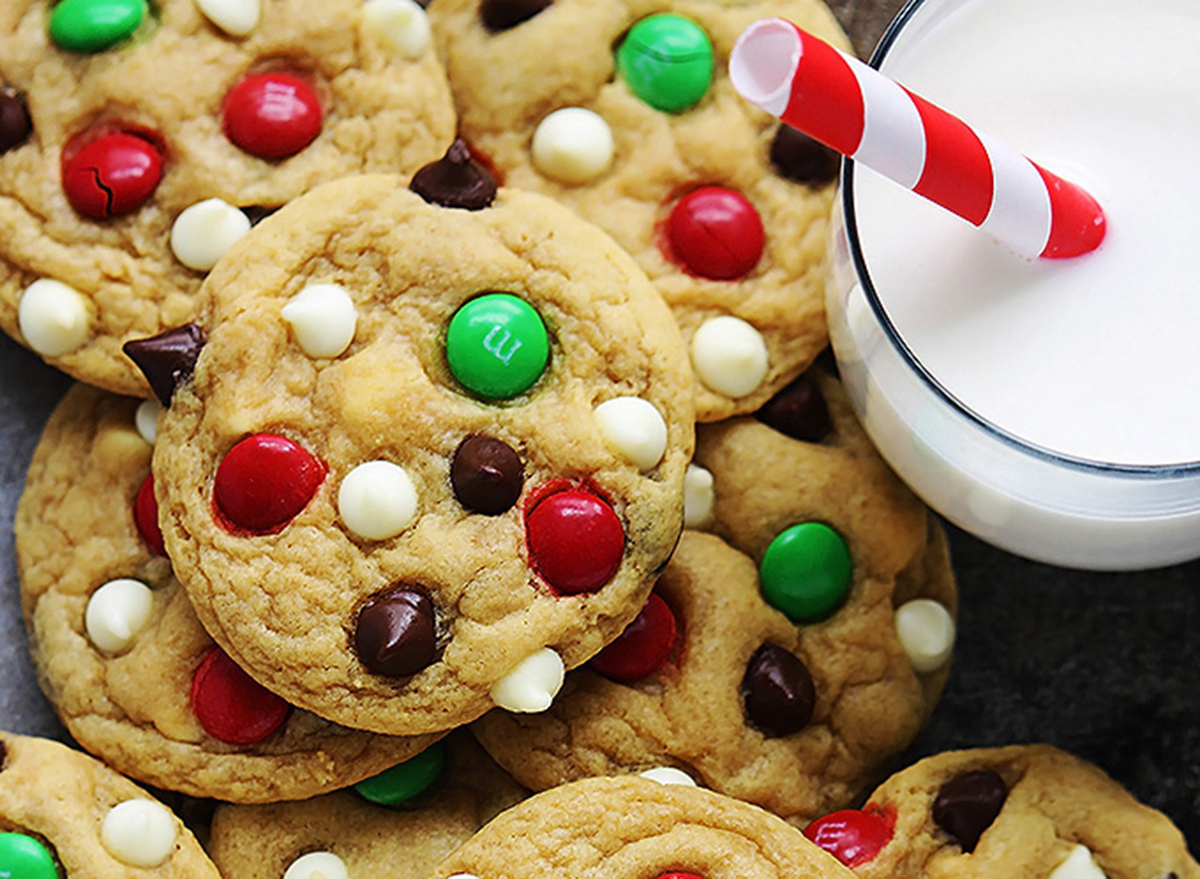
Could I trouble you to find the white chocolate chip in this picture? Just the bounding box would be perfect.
[489,647,564,713]
[85,578,155,655]
[445,874,482,879]
[338,460,419,540]
[683,463,715,527]
[18,279,89,357]
[284,851,350,879]
[690,316,769,398]
[594,396,668,471]
[531,107,614,185]
[170,198,251,272]
[362,0,431,59]
[100,799,178,868]
[894,598,956,673]
[639,766,697,787]
[281,283,358,359]
[1048,845,1108,879]
[195,0,260,36]
[135,398,161,445]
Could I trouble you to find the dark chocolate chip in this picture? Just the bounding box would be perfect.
[740,643,815,737]
[0,88,31,155]
[932,769,1008,853]
[240,205,280,226]
[0,738,6,770]
[123,323,206,407]
[451,435,524,515]
[409,139,497,210]
[755,371,832,443]
[769,125,840,186]
[480,0,552,31]
[354,589,437,678]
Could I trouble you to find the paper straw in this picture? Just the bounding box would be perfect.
[729,18,1106,259]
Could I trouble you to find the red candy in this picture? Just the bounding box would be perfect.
[223,72,322,160]
[191,647,290,744]
[656,874,705,879]
[803,806,895,867]
[61,131,163,219]
[665,186,765,280]
[590,591,678,682]
[525,486,625,594]
[134,472,165,556]
[213,433,326,535]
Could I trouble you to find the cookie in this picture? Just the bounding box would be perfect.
[15,382,442,803]
[208,732,526,879]
[0,731,220,877]
[804,744,1199,878]
[432,774,857,879]
[472,368,956,825]
[0,0,455,396]
[142,159,695,736]
[428,0,851,421]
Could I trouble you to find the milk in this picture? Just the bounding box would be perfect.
[827,0,1200,568]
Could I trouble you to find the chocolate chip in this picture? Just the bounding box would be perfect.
[123,323,206,407]
[740,643,815,737]
[354,589,437,677]
[480,0,552,31]
[240,205,280,226]
[409,139,497,210]
[0,88,31,155]
[932,769,1008,852]
[0,739,7,770]
[769,125,839,186]
[451,435,524,515]
[755,371,832,443]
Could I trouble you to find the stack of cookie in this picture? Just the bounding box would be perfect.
[0,0,1195,877]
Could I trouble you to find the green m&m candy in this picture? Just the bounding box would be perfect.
[758,522,852,622]
[49,0,147,53]
[616,13,714,114]
[446,293,550,400]
[0,832,58,879]
[353,740,447,806]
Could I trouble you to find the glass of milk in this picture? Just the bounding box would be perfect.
[827,0,1200,569]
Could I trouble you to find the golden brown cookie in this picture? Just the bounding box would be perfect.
[801,744,1199,879]
[207,733,526,879]
[15,383,441,803]
[0,731,220,877]
[473,369,956,826]
[0,0,455,396]
[429,0,851,421]
[144,161,694,737]
[432,774,858,879]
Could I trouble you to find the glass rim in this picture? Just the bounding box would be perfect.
[840,0,1200,479]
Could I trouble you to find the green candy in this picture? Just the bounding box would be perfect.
[446,293,550,400]
[49,0,146,53]
[0,832,58,879]
[758,522,852,622]
[354,740,446,806]
[616,13,713,114]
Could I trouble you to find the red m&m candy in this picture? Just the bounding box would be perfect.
[61,131,163,219]
[213,433,326,535]
[191,647,290,744]
[803,806,895,867]
[134,472,165,556]
[525,486,624,594]
[590,591,677,682]
[223,72,322,160]
[665,186,764,280]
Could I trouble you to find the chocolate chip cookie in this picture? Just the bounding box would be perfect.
[429,0,851,421]
[143,157,694,736]
[15,382,443,802]
[473,368,956,826]
[0,0,455,396]
[0,731,220,877]
[802,744,1199,878]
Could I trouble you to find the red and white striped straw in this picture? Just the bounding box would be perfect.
[729,18,1106,259]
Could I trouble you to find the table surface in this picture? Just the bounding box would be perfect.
[1,0,1197,853]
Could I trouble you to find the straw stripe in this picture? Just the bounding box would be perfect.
[853,61,925,189]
